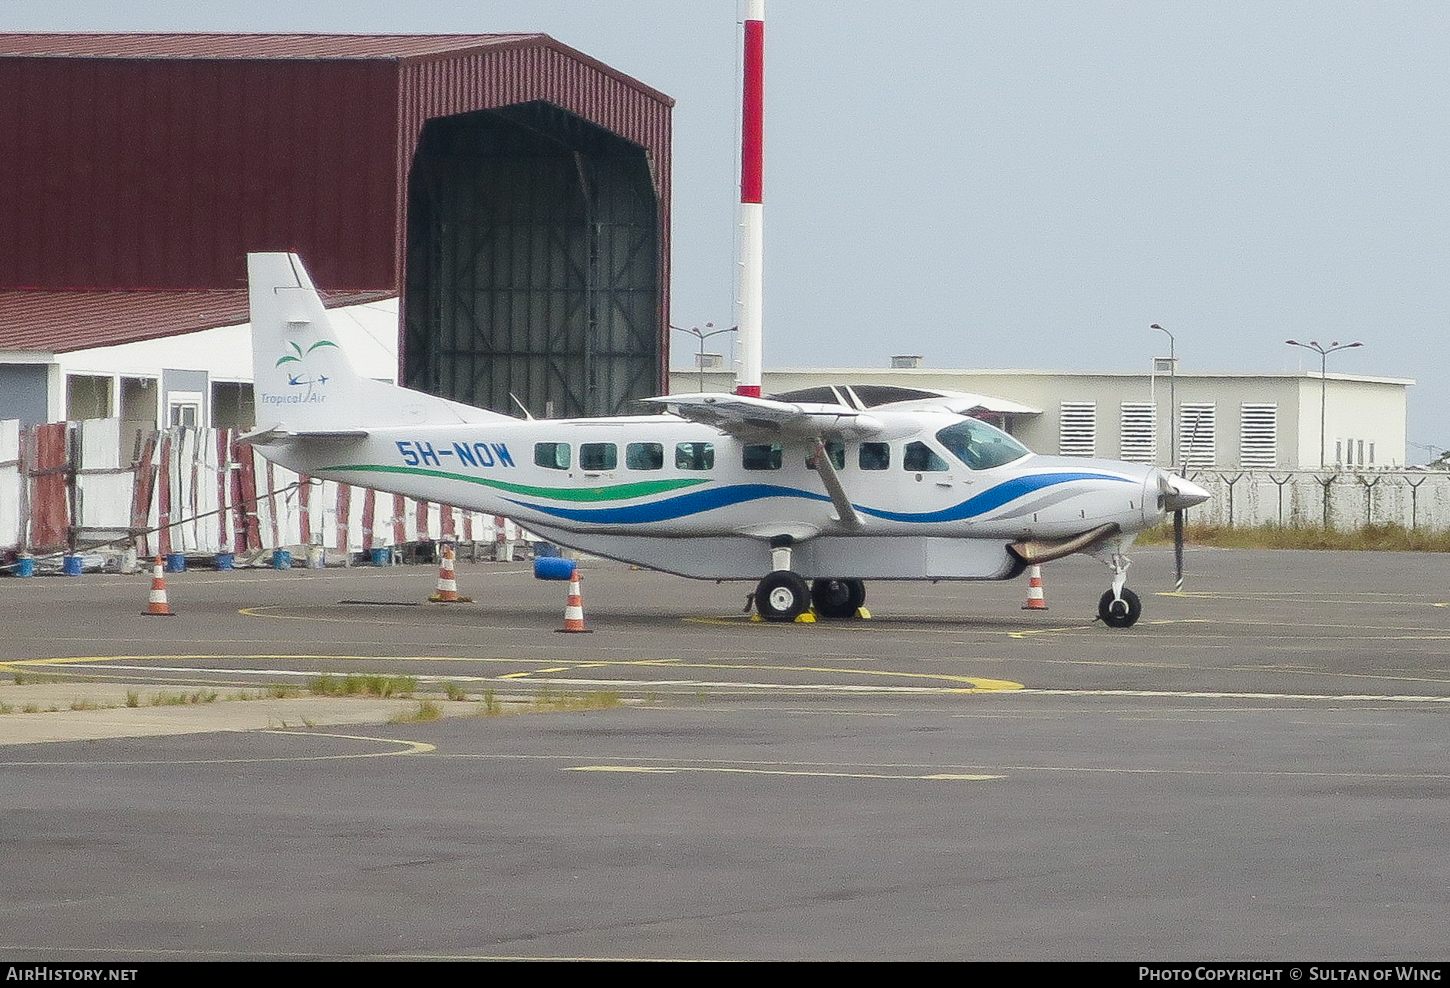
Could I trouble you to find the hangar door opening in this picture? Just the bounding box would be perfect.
[404,102,661,418]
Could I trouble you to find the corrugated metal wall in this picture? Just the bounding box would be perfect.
[0,58,400,291]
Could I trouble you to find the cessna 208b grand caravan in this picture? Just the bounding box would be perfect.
[245,252,1208,627]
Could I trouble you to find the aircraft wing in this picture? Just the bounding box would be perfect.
[640,393,882,442]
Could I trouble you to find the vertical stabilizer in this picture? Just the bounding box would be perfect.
[249,253,368,433]
[248,252,502,433]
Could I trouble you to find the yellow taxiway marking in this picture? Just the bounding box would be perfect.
[566,765,1002,781]
[3,654,1022,693]
[0,732,433,767]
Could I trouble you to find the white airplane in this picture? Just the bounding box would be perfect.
[244,252,1208,628]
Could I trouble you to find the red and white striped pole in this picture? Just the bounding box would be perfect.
[736,0,766,398]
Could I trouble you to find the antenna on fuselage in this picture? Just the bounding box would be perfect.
[509,394,536,420]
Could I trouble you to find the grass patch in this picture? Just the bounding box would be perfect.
[125,690,141,708]
[0,701,12,714]
[307,674,416,698]
[21,704,39,714]
[391,700,441,723]
[149,690,219,707]
[444,681,468,702]
[69,698,99,711]
[265,683,301,699]
[11,671,69,686]
[480,688,501,716]
[1138,521,1450,552]
[530,687,623,713]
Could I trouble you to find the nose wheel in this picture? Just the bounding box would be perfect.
[1098,587,1142,628]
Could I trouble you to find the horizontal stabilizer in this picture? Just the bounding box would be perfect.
[248,252,508,435]
[239,424,369,446]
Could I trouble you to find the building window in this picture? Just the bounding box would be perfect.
[165,389,205,429]
[1239,403,1277,469]
[1058,401,1097,457]
[1178,403,1216,467]
[1119,402,1157,463]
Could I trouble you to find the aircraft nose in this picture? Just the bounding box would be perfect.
[1161,472,1210,511]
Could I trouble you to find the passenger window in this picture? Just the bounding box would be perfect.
[534,442,570,470]
[806,441,845,470]
[903,441,949,472]
[859,442,890,470]
[675,442,715,470]
[742,443,783,470]
[626,442,664,470]
[579,442,617,471]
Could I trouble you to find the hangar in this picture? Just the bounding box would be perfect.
[0,33,672,429]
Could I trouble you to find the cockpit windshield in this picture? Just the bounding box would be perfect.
[935,418,1030,470]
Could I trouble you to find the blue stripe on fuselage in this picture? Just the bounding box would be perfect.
[858,471,1135,523]
[505,471,1134,526]
[504,484,829,524]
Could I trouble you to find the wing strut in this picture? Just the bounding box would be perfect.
[808,438,864,531]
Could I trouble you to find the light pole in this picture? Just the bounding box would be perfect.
[1150,324,1176,467]
[670,323,738,392]
[1285,339,1363,469]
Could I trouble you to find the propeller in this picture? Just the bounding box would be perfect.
[1173,505,1185,592]
[1158,471,1210,592]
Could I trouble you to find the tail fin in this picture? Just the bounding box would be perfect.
[248,253,502,434]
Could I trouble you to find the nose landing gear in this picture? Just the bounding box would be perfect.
[1098,587,1142,628]
[1096,548,1141,628]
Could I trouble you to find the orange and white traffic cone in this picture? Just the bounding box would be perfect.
[556,569,592,633]
[1021,564,1048,610]
[428,544,472,603]
[142,556,175,616]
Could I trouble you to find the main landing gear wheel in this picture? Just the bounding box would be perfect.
[810,578,866,619]
[1098,588,1142,629]
[756,571,811,622]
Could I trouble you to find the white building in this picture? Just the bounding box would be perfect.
[1,299,399,454]
[4,312,1411,474]
[667,364,1413,471]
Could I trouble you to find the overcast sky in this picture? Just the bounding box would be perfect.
[9,1,1449,458]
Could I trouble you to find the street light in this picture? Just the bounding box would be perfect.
[1285,339,1363,469]
[1150,324,1176,467]
[670,323,738,392]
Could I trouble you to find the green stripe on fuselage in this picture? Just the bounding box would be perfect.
[318,463,709,503]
